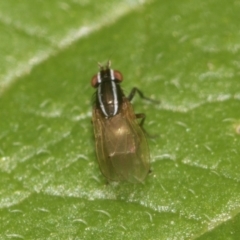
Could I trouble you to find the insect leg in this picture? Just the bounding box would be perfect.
[128,87,160,103]
[135,113,146,127]
[136,112,158,138]
[136,113,153,175]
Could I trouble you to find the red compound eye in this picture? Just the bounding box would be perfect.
[113,70,123,82]
[91,74,99,88]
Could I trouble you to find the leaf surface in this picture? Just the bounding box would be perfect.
[1,0,240,239]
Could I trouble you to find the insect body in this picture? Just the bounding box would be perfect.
[91,61,152,183]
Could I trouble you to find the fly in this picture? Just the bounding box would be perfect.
[91,61,158,183]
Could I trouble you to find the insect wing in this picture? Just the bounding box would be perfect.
[92,98,150,183]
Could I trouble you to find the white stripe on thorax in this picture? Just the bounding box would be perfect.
[97,72,101,83]
[98,85,108,117]
[111,80,118,115]
[110,69,115,80]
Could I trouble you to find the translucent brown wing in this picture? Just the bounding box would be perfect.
[92,97,150,183]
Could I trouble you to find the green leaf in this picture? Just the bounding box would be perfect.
[1,0,240,239]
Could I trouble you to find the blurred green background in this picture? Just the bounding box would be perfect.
[1,0,240,239]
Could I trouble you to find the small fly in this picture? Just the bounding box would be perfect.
[91,61,158,183]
